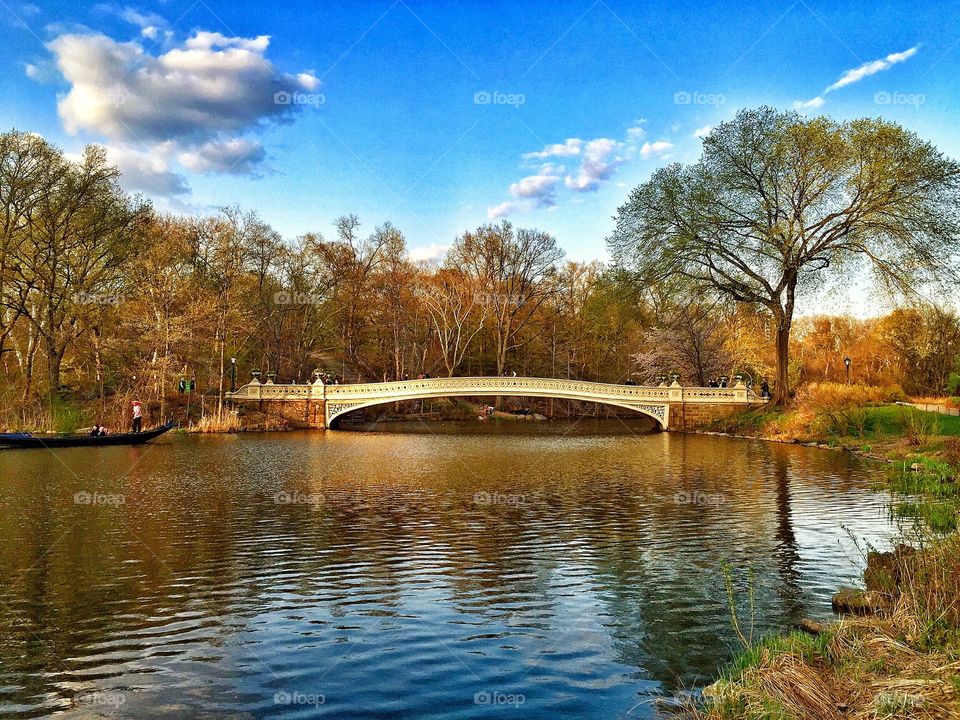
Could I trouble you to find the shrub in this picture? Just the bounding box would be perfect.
[795,382,907,411]
[794,382,906,438]
[899,407,941,446]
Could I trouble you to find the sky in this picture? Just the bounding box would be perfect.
[1,0,959,276]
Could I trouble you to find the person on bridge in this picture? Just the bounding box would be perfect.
[760,379,770,398]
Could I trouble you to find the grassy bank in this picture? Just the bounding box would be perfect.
[683,383,960,719]
[690,536,960,719]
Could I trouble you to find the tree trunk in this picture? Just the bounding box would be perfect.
[46,337,63,397]
[773,315,791,404]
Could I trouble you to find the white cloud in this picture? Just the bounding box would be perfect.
[179,138,266,175]
[41,28,320,190]
[793,96,825,110]
[826,46,919,92]
[626,123,646,142]
[522,138,582,160]
[794,45,919,109]
[639,140,673,159]
[509,170,561,207]
[114,6,170,39]
[409,243,450,264]
[106,143,190,195]
[489,120,674,216]
[48,31,317,142]
[693,124,712,138]
[564,137,625,192]
[488,200,525,219]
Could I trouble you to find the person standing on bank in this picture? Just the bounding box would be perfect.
[132,400,143,433]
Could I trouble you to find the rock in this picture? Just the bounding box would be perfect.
[797,618,827,635]
[832,587,887,615]
[864,546,916,594]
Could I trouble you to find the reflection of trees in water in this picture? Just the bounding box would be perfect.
[771,450,805,624]
[0,432,867,707]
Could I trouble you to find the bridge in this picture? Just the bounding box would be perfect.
[225,376,766,430]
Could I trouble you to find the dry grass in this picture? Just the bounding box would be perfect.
[191,411,243,433]
[682,537,960,720]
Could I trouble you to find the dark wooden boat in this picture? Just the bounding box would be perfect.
[0,421,176,449]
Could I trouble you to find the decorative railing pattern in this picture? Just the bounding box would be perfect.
[226,376,766,429]
[227,377,762,404]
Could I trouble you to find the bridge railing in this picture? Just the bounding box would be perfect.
[226,376,764,404]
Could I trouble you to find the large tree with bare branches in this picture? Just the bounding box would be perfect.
[449,221,563,376]
[609,107,960,403]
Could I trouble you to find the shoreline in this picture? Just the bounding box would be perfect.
[679,405,960,719]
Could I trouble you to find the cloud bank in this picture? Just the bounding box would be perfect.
[39,26,321,195]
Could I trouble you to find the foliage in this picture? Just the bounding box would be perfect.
[609,107,960,403]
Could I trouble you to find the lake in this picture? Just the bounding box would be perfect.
[0,422,896,718]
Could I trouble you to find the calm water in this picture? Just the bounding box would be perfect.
[0,422,896,719]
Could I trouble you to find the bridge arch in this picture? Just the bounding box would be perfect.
[323,377,671,429]
[325,394,668,429]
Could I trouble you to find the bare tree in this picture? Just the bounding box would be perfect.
[419,267,489,376]
[449,221,563,376]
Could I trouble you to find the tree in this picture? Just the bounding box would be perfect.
[419,267,488,376]
[609,107,960,403]
[9,142,146,396]
[448,221,563,376]
[633,300,733,386]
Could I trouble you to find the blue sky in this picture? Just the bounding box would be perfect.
[1,0,958,265]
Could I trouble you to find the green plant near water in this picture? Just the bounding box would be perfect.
[817,404,875,438]
[49,397,86,433]
[720,562,757,651]
[889,458,959,534]
[899,406,941,445]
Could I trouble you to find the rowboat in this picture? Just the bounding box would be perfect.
[0,421,176,449]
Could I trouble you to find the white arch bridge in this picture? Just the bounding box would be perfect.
[225,376,766,430]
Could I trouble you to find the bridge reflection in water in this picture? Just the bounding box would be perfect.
[226,376,766,430]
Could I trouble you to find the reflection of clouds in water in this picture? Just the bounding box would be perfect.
[0,428,894,717]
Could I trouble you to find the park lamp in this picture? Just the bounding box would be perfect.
[844,356,852,385]
[230,357,237,392]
